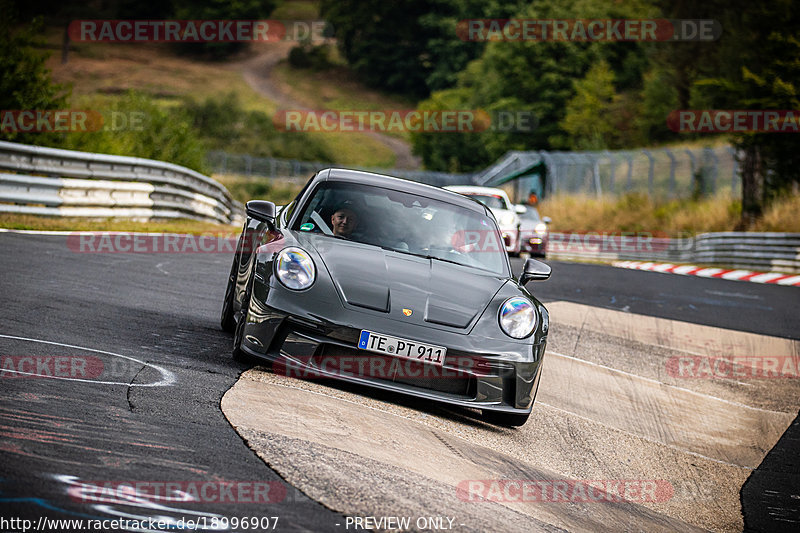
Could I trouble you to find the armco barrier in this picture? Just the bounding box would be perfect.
[0,141,243,224]
[546,232,800,274]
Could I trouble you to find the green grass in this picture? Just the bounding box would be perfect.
[271,0,321,19]
[50,38,277,115]
[46,28,397,168]
[539,190,800,234]
[274,62,416,143]
[0,214,238,234]
[214,174,305,204]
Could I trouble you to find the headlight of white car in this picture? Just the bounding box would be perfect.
[499,213,516,226]
[534,222,548,235]
[499,297,537,339]
[276,247,316,290]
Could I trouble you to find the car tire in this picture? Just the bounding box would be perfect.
[232,275,255,363]
[482,409,530,427]
[220,259,237,333]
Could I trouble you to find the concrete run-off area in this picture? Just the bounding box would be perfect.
[222,302,800,532]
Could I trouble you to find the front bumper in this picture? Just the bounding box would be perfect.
[240,288,546,414]
[500,228,520,254]
[521,233,548,255]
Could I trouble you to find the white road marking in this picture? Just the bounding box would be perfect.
[0,229,80,235]
[536,401,752,470]
[547,349,783,414]
[0,333,176,387]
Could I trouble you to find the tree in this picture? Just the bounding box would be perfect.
[61,92,208,172]
[636,67,680,143]
[409,88,489,172]
[319,0,518,97]
[694,0,800,227]
[560,60,616,150]
[0,4,69,145]
[171,0,277,58]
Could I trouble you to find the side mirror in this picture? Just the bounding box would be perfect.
[246,200,276,223]
[519,258,551,285]
[514,204,527,214]
[543,216,552,224]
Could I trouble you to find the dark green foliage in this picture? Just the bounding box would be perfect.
[0,4,69,145]
[170,0,278,58]
[60,92,209,172]
[411,0,657,170]
[288,42,334,70]
[692,0,800,225]
[319,0,519,97]
[184,92,332,161]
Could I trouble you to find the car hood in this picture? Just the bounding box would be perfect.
[489,207,517,228]
[298,233,506,329]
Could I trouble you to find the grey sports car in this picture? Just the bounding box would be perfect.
[221,168,551,426]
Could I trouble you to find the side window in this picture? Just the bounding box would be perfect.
[279,201,296,226]
[294,184,331,234]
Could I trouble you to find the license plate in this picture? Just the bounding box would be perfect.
[357,330,446,366]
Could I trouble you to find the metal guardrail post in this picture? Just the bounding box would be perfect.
[642,149,655,197]
[625,152,634,191]
[726,146,739,197]
[539,151,557,196]
[685,149,697,193]
[604,150,615,193]
[703,147,719,194]
[665,148,676,197]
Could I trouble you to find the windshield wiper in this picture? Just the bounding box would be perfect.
[403,251,463,267]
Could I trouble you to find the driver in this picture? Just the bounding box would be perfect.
[330,201,359,238]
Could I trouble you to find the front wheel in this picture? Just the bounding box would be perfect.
[232,304,253,363]
[220,275,236,333]
[482,409,530,427]
[220,256,238,333]
[232,275,256,363]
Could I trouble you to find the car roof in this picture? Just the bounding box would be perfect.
[445,185,511,199]
[316,168,488,214]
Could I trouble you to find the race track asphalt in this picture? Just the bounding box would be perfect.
[0,232,797,532]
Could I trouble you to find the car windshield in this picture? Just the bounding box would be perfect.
[294,181,508,275]
[466,194,507,210]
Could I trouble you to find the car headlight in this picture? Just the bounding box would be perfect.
[275,247,315,290]
[534,222,548,235]
[499,213,515,226]
[498,297,537,339]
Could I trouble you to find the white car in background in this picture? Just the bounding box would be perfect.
[445,186,523,256]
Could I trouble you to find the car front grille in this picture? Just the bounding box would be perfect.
[315,344,475,398]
